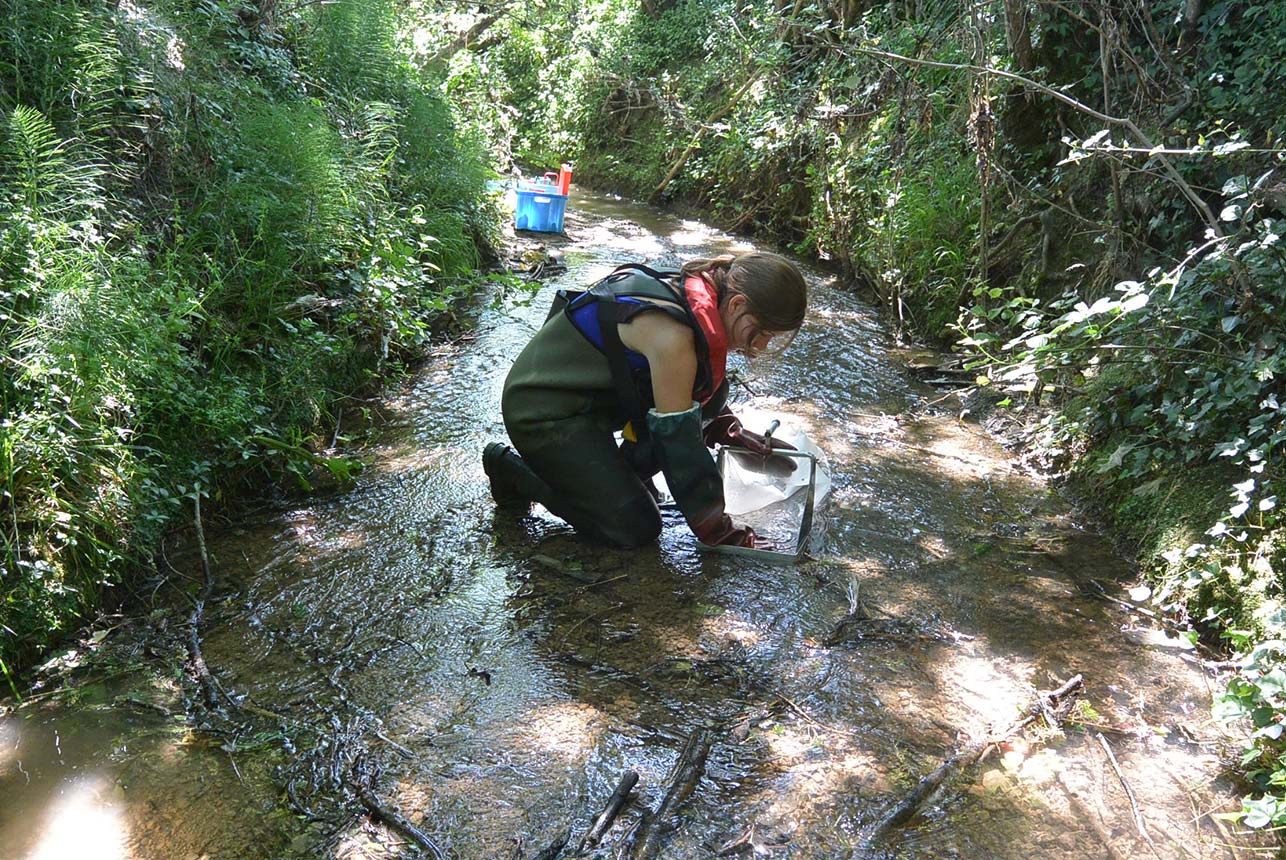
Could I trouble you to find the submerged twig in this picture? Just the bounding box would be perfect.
[187,490,222,709]
[861,675,1084,853]
[629,729,713,860]
[773,691,865,739]
[355,782,446,860]
[1097,732,1162,857]
[579,770,639,851]
[374,730,414,759]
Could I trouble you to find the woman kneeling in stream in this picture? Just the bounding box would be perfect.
[482,251,807,549]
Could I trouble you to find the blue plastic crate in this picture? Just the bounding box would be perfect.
[514,187,568,233]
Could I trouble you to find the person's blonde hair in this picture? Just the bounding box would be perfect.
[681,251,808,335]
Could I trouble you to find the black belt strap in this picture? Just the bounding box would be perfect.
[597,300,649,436]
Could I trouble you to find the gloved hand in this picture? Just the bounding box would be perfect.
[702,408,797,473]
[646,402,762,549]
[691,515,769,549]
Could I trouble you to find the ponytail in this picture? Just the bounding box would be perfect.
[680,254,737,302]
[683,251,807,334]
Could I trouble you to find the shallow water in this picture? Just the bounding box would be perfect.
[0,193,1257,860]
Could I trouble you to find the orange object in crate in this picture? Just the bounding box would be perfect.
[556,164,572,195]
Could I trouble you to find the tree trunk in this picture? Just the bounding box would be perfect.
[1182,0,1203,39]
[641,0,677,17]
[1002,0,1035,72]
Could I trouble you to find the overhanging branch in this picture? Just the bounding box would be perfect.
[843,45,1222,235]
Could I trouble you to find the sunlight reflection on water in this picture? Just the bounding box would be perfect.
[28,776,126,860]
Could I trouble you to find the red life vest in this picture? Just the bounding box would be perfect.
[683,274,727,405]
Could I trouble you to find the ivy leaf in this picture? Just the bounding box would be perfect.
[1082,129,1111,148]
[1214,691,1254,721]
[1098,442,1135,473]
[1257,668,1286,700]
[1216,439,1246,457]
[1120,293,1149,313]
[1132,477,1165,496]
[1222,315,1241,333]
[1242,796,1281,829]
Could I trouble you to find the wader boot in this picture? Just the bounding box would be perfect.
[483,443,544,510]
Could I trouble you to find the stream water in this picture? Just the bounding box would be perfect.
[0,192,1258,860]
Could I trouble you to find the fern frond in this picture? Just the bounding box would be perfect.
[1,105,103,217]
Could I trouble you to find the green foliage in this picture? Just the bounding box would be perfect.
[0,0,499,675]
[1192,1,1286,142]
[301,0,401,98]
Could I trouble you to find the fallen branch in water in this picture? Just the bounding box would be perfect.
[1096,732,1164,858]
[579,770,639,851]
[354,778,446,860]
[1082,579,1223,662]
[628,729,713,860]
[861,674,1084,854]
[186,490,223,709]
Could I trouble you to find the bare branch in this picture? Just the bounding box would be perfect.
[425,12,506,67]
[651,71,762,200]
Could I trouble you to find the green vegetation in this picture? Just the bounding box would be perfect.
[1,0,499,685]
[429,0,1284,827]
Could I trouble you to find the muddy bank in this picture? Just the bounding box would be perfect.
[0,192,1263,860]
